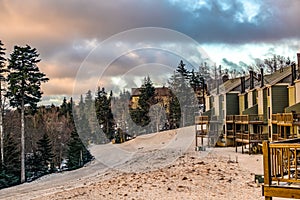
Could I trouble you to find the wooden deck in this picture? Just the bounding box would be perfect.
[271,113,300,142]
[225,114,266,154]
[195,115,221,148]
[263,140,300,199]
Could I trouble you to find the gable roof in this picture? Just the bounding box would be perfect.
[209,76,250,95]
[261,66,292,86]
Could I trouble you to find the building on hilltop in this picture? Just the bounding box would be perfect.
[130,86,172,113]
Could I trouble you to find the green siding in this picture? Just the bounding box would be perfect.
[209,96,214,109]
[271,85,288,114]
[285,102,300,113]
[252,90,257,105]
[244,93,248,109]
[219,95,223,118]
[226,93,239,115]
[203,109,212,117]
[243,104,258,115]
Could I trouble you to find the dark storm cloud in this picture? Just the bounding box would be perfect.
[2,0,299,46]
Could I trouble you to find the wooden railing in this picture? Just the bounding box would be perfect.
[263,141,300,199]
[271,114,277,123]
[226,115,235,121]
[235,115,248,122]
[272,113,300,125]
[277,113,293,125]
[195,116,209,124]
[248,114,264,122]
[234,114,264,123]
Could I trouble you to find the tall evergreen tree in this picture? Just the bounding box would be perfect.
[0,40,6,166]
[0,132,20,188]
[75,95,93,145]
[168,94,181,129]
[84,90,94,114]
[36,133,54,174]
[78,94,85,113]
[176,60,191,80]
[190,69,201,92]
[67,127,92,170]
[137,76,156,128]
[112,90,133,135]
[95,87,115,140]
[6,45,49,183]
[168,61,197,127]
[60,97,68,116]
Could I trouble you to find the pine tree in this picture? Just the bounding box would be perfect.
[168,94,181,129]
[60,97,68,116]
[75,95,92,145]
[0,40,6,166]
[36,133,54,174]
[113,90,133,136]
[6,45,49,183]
[78,94,85,113]
[168,61,197,127]
[176,60,190,80]
[136,76,156,128]
[0,132,20,188]
[190,69,201,92]
[95,87,115,140]
[67,127,92,170]
[85,90,94,115]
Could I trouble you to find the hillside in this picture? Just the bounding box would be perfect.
[0,126,265,200]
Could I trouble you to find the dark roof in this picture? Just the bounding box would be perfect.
[261,66,292,86]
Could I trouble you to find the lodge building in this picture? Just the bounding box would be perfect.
[196,53,300,154]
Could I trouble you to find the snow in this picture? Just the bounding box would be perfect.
[0,126,281,200]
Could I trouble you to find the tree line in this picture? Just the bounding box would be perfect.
[0,41,92,188]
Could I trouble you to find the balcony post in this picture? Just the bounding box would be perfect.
[263,141,272,200]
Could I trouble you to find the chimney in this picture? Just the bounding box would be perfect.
[249,70,254,89]
[297,53,300,79]
[291,62,296,85]
[222,74,229,83]
[260,67,264,88]
[240,76,245,93]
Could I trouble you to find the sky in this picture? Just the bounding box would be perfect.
[1,0,300,105]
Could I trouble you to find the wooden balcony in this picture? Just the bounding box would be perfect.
[195,115,218,148]
[272,113,300,126]
[226,129,234,138]
[226,115,235,123]
[235,115,248,124]
[277,113,293,126]
[271,114,277,124]
[234,114,264,124]
[195,116,209,124]
[248,114,264,124]
[235,131,266,144]
[263,140,300,199]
